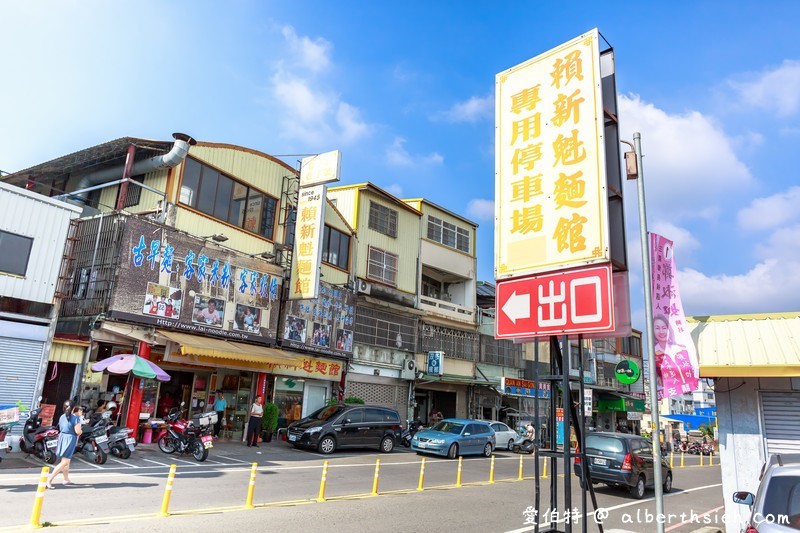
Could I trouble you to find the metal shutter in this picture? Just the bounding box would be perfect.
[0,337,46,435]
[761,391,800,455]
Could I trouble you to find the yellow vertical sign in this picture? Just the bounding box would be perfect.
[495,28,609,280]
[289,184,326,300]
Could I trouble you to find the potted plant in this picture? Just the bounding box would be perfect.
[261,402,279,443]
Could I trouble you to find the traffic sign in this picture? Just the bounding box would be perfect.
[495,263,614,338]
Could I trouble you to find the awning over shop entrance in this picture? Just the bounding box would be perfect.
[419,373,499,387]
[596,395,645,413]
[157,330,301,367]
[50,339,89,364]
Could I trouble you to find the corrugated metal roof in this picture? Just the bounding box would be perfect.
[687,312,800,377]
[476,281,496,298]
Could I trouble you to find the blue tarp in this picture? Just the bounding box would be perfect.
[662,413,716,431]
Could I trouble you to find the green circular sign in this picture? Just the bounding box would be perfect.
[615,360,641,385]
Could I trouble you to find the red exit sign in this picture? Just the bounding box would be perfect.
[495,263,614,338]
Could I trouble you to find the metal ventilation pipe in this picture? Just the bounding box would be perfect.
[72,132,196,204]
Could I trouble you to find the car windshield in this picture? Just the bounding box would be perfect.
[432,421,464,435]
[306,405,346,421]
[762,474,800,527]
[586,435,625,453]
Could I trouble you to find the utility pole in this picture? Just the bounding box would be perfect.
[623,132,665,532]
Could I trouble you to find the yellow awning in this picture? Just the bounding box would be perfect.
[688,312,800,378]
[157,330,301,367]
[49,340,89,364]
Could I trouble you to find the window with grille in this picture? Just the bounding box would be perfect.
[427,215,470,253]
[353,306,417,352]
[367,246,397,286]
[368,201,398,237]
[322,226,350,269]
[420,323,479,361]
[115,174,145,208]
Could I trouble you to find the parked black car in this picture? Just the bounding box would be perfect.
[573,432,673,499]
[287,404,402,455]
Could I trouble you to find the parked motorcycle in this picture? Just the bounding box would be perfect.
[75,412,111,465]
[0,422,12,464]
[157,405,214,462]
[106,421,136,459]
[400,419,424,448]
[19,407,59,464]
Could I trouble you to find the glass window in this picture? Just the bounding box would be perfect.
[342,408,364,424]
[585,435,625,453]
[427,215,471,253]
[180,158,201,207]
[213,174,233,221]
[0,230,33,276]
[260,195,278,240]
[364,408,389,423]
[196,167,218,215]
[368,201,398,237]
[230,182,248,226]
[367,246,398,286]
[307,405,346,421]
[274,378,304,426]
[432,421,464,435]
[762,475,800,521]
[243,191,264,233]
[284,207,296,248]
[321,225,350,269]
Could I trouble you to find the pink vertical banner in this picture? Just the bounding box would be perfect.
[650,233,700,401]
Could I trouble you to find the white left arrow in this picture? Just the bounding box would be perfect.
[502,290,530,324]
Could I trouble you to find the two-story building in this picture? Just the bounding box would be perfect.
[3,135,355,438]
[0,182,81,434]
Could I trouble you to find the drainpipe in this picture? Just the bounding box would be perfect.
[115,144,137,210]
[72,132,196,205]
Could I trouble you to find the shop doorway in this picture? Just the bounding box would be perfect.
[431,391,457,420]
[156,370,193,418]
[41,362,76,406]
[305,384,328,417]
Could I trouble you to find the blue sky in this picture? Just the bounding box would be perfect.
[3,1,799,330]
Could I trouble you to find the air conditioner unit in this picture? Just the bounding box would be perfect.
[356,279,370,295]
[400,358,417,380]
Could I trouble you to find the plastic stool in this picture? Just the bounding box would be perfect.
[142,427,153,444]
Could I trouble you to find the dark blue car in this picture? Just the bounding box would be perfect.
[411,418,495,459]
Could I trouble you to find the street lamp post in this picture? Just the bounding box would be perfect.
[623,132,665,533]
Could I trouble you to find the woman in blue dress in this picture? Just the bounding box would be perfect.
[46,405,84,489]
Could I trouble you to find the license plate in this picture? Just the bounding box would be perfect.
[592,457,608,466]
[288,434,297,442]
[201,435,212,444]
[95,435,108,443]
[418,442,426,448]
[46,440,57,448]
[204,441,213,449]
[0,441,8,450]
[125,438,136,445]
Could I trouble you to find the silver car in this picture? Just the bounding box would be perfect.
[733,453,800,532]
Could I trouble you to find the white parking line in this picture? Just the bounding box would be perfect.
[142,458,171,467]
[73,456,103,469]
[172,457,199,465]
[106,456,137,468]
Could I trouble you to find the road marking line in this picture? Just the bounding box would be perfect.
[172,457,199,465]
[143,458,171,467]
[73,455,103,469]
[107,456,137,468]
[665,504,725,532]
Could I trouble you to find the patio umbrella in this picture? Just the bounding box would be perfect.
[91,353,171,381]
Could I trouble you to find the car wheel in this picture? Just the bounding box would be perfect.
[507,439,515,451]
[318,435,336,455]
[663,472,673,493]
[483,442,493,457]
[380,436,395,453]
[629,474,646,499]
[447,443,458,459]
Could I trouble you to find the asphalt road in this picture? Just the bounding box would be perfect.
[0,440,724,532]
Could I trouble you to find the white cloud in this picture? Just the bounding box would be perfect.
[619,94,754,224]
[728,60,800,117]
[435,94,493,123]
[466,198,494,221]
[737,186,800,231]
[272,70,331,122]
[336,102,370,143]
[384,183,404,198]
[385,137,443,167]
[281,25,331,73]
[649,221,701,260]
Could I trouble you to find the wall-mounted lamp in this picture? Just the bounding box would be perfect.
[201,233,229,243]
[253,251,275,260]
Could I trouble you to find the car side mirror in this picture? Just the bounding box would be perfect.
[343,418,351,425]
[464,432,471,436]
[732,492,754,506]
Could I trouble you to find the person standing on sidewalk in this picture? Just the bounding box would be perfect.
[46,405,84,489]
[213,390,227,439]
[246,396,263,448]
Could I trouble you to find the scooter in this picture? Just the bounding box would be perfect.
[75,413,111,465]
[400,419,424,448]
[0,423,12,464]
[511,432,536,454]
[106,421,136,459]
[157,405,214,462]
[19,407,59,464]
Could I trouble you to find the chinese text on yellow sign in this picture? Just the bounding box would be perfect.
[495,29,609,279]
[290,184,326,300]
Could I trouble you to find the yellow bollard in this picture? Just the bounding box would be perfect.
[681,452,685,468]
[489,455,496,484]
[700,451,705,467]
[518,454,524,480]
[417,457,426,491]
[456,456,463,487]
[29,466,50,529]
[710,452,714,467]
[670,452,674,469]
[542,457,548,479]
[371,458,381,496]
[317,461,329,502]
[159,464,177,517]
[245,462,257,509]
